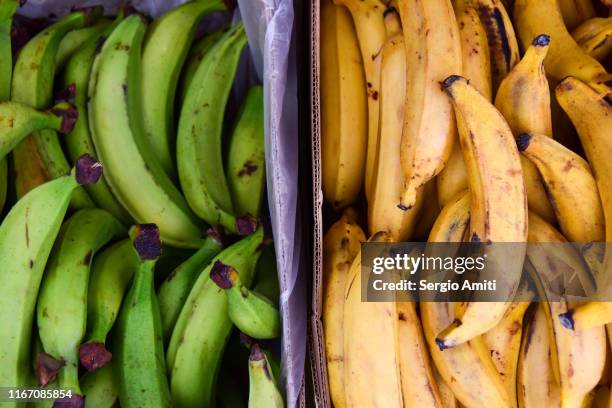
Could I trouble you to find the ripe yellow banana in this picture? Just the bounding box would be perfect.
[483,299,532,408]
[557,0,596,31]
[527,214,607,408]
[333,0,386,201]
[343,232,402,408]
[514,0,612,97]
[494,34,557,225]
[396,0,462,210]
[396,302,444,407]
[322,208,365,408]
[517,304,561,408]
[518,132,605,243]
[368,8,423,240]
[422,190,512,408]
[437,0,491,208]
[321,0,367,210]
[572,17,612,62]
[469,0,520,92]
[436,76,527,348]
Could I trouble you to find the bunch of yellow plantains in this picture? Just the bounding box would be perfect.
[320,0,612,406]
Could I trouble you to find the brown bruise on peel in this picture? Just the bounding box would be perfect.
[238,160,258,177]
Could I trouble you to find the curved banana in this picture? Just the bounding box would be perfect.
[527,215,606,408]
[422,190,512,408]
[114,224,172,408]
[514,0,612,96]
[0,155,102,393]
[517,305,561,408]
[518,132,604,243]
[211,261,281,339]
[437,0,491,207]
[167,228,265,408]
[322,208,364,408]
[557,0,596,31]
[89,15,204,248]
[483,299,532,407]
[320,0,367,211]
[55,20,110,68]
[176,24,247,233]
[227,86,266,218]
[0,101,77,159]
[141,0,230,178]
[62,16,133,226]
[572,17,612,62]
[368,7,423,240]
[343,232,403,408]
[10,7,101,208]
[333,0,385,201]
[248,344,285,408]
[80,363,118,408]
[36,209,124,399]
[397,0,462,210]
[469,0,520,92]
[158,229,224,341]
[494,34,556,225]
[0,0,21,213]
[178,28,227,103]
[436,75,527,348]
[397,301,445,407]
[81,239,138,371]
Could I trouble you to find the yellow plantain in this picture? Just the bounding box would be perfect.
[494,34,556,225]
[321,0,367,210]
[517,304,561,408]
[436,76,527,348]
[468,0,520,92]
[322,208,365,408]
[368,8,423,240]
[572,17,612,62]
[396,301,445,407]
[514,0,612,97]
[333,0,386,201]
[421,190,512,408]
[343,232,402,407]
[396,0,462,210]
[437,0,491,208]
[483,299,532,408]
[557,0,596,31]
[518,132,605,243]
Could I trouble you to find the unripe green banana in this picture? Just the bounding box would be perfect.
[177,23,247,233]
[141,0,231,178]
[80,363,118,408]
[253,246,280,303]
[0,0,22,214]
[248,344,284,408]
[179,28,227,103]
[211,261,280,339]
[167,227,265,408]
[62,15,133,226]
[10,7,102,208]
[0,154,103,400]
[56,20,110,69]
[80,239,138,372]
[157,228,224,342]
[227,85,265,218]
[114,224,172,408]
[35,209,124,401]
[88,15,205,248]
[0,101,77,159]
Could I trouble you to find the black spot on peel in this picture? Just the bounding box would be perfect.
[29,259,34,268]
[238,160,258,177]
[398,312,406,321]
[133,224,161,260]
[82,251,92,265]
[516,133,532,151]
[122,84,128,96]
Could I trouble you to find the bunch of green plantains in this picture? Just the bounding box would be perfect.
[0,1,283,407]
